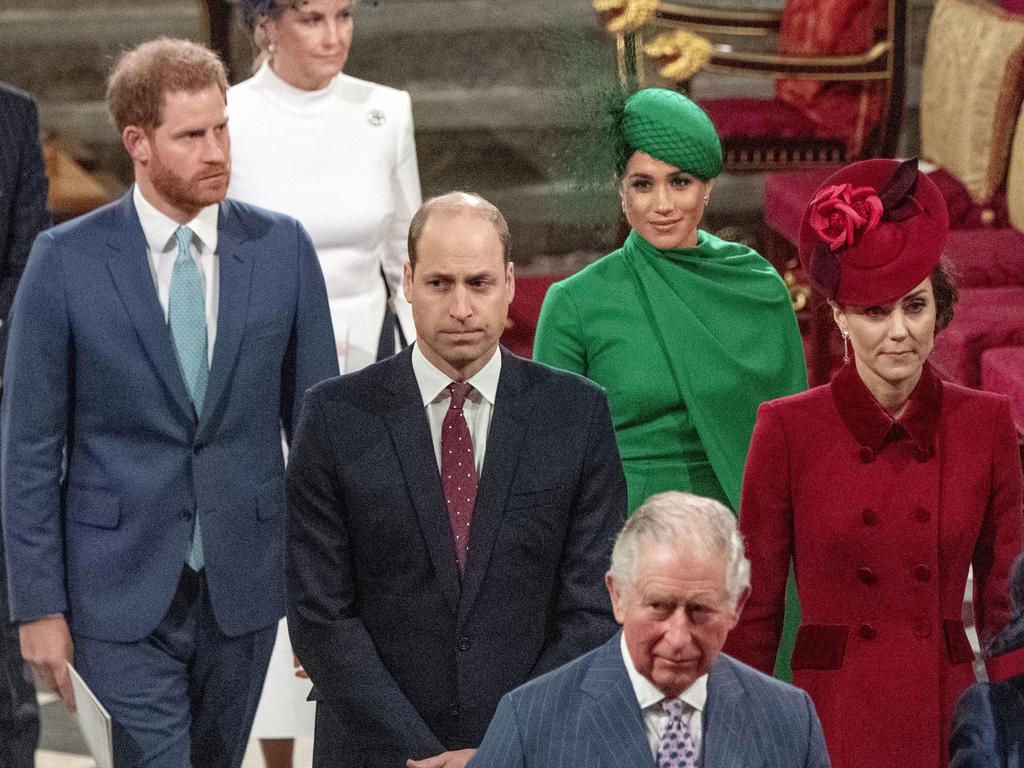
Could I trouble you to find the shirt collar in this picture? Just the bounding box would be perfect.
[133,184,219,256]
[619,632,708,714]
[830,360,943,455]
[411,343,501,406]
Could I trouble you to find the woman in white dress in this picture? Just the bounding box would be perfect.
[228,1,421,764]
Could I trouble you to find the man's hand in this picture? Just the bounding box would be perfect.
[407,748,477,768]
[19,614,76,710]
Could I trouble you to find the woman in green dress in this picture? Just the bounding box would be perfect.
[534,87,807,514]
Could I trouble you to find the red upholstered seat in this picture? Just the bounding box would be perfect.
[764,167,838,244]
[981,346,1024,433]
[943,229,1024,287]
[931,286,1024,387]
[703,99,836,141]
[500,274,565,359]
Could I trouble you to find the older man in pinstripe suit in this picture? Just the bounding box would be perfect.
[470,492,831,768]
[0,79,49,768]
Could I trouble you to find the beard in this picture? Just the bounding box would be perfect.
[148,147,230,215]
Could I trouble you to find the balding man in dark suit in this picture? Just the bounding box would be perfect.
[0,79,49,768]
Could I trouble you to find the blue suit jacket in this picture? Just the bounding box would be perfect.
[1,192,337,641]
[0,82,48,368]
[950,669,1024,768]
[286,346,627,764]
[469,632,831,768]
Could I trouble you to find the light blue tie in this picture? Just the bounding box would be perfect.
[169,226,208,570]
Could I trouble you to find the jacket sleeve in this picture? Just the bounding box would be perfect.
[1,94,49,359]
[532,280,587,375]
[467,695,527,768]
[724,401,794,673]
[286,389,445,757]
[383,90,421,343]
[280,222,339,444]
[802,688,832,768]
[530,388,625,676]
[971,397,1024,643]
[948,684,1000,768]
[1,231,70,622]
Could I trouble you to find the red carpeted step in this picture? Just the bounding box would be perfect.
[931,286,1024,387]
[981,346,1024,433]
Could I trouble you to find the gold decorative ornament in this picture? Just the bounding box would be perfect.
[592,0,658,35]
[644,29,713,81]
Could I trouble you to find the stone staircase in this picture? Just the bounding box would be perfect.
[0,0,936,267]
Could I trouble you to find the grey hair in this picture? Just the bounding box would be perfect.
[609,491,750,607]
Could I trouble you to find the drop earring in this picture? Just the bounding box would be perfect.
[841,328,850,364]
[703,196,710,206]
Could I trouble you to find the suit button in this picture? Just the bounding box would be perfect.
[857,567,876,585]
[179,509,193,522]
[914,565,932,582]
[448,704,459,718]
[914,621,931,638]
[914,506,930,523]
[858,624,876,640]
[457,637,471,652]
[858,446,875,463]
[862,508,878,526]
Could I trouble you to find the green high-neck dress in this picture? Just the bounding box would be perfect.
[534,229,808,678]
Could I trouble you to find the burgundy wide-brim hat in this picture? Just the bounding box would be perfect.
[798,158,949,306]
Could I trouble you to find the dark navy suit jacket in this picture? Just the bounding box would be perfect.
[0,82,48,368]
[470,632,832,768]
[950,647,1024,768]
[286,346,627,765]
[1,192,338,640]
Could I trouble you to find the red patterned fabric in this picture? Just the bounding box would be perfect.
[982,346,1024,434]
[701,98,830,140]
[931,286,1024,386]
[776,0,889,155]
[943,229,1024,287]
[441,382,476,573]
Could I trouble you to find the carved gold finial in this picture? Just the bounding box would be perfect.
[593,0,658,35]
[644,29,712,80]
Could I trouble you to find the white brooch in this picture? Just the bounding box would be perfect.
[368,109,386,126]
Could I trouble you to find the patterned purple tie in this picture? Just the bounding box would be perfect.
[441,382,477,573]
[657,699,699,768]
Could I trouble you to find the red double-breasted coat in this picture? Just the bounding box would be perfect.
[725,362,1024,768]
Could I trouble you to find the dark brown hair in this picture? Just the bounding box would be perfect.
[930,259,958,333]
[106,38,228,133]
[407,192,511,270]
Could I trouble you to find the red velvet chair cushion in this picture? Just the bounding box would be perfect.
[702,98,835,141]
[500,274,565,359]
[927,168,1011,229]
[981,346,1024,433]
[942,228,1024,287]
[764,167,839,244]
[931,286,1024,386]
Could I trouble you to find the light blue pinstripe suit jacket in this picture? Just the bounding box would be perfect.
[469,632,830,768]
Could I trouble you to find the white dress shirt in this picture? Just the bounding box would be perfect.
[620,632,708,759]
[133,184,219,363]
[411,343,501,476]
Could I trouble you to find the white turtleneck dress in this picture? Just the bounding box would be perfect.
[228,61,421,375]
[227,63,421,740]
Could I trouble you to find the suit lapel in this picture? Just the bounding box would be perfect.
[105,194,194,423]
[197,205,253,439]
[580,635,654,768]
[457,349,528,623]
[702,656,760,768]
[383,350,462,616]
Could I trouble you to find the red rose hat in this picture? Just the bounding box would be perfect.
[798,158,949,306]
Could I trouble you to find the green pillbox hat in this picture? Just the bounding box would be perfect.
[621,88,723,180]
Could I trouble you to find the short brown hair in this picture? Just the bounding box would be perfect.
[931,259,958,333]
[106,37,228,133]
[407,192,511,269]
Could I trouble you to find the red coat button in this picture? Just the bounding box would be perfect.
[913,506,930,523]
[862,508,878,526]
[857,567,876,585]
[858,446,875,463]
[859,624,876,640]
[914,621,931,638]
[914,565,932,582]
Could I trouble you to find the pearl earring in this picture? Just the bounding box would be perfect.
[841,328,850,364]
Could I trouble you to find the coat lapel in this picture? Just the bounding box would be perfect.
[580,635,654,768]
[457,348,528,623]
[383,350,462,616]
[702,656,761,768]
[105,194,194,423]
[197,205,253,440]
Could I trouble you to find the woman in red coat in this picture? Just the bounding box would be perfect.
[725,158,1024,768]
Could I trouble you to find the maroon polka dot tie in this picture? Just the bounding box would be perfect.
[441,382,477,573]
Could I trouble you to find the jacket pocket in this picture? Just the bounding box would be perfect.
[791,624,848,670]
[66,487,121,529]
[506,485,564,510]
